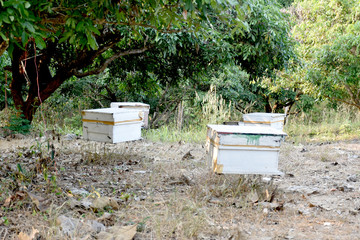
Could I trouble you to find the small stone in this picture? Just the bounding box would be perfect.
[262,177,272,183]
[347,175,357,182]
[69,188,89,196]
[300,148,308,153]
[63,134,78,141]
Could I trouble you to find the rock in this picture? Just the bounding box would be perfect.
[347,175,358,182]
[262,177,272,183]
[68,198,92,210]
[89,220,106,233]
[300,148,308,153]
[63,134,78,141]
[286,186,321,195]
[69,187,89,196]
[258,202,284,211]
[13,134,27,139]
[208,197,222,205]
[56,215,81,237]
[336,185,354,192]
[56,215,105,238]
[182,150,194,160]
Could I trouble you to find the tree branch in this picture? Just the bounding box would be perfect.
[41,16,183,34]
[343,82,360,106]
[325,95,360,110]
[73,46,149,78]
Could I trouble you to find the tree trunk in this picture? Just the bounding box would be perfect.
[264,96,273,113]
[10,44,70,122]
[8,36,149,123]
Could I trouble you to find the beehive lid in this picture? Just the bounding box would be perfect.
[207,124,287,136]
[110,102,150,108]
[82,108,142,124]
[83,108,140,114]
[245,112,285,117]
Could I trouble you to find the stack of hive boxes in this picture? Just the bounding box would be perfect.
[206,113,287,175]
[82,102,150,144]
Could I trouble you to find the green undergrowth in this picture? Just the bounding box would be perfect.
[143,124,208,143]
[1,101,359,144]
[285,104,360,144]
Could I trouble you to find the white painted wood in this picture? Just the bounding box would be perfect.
[243,113,286,130]
[206,124,286,175]
[217,148,282,174]
[110,102,150,128]
[82,108,141,123]
[207,124,287,136]
[82,108,142,143]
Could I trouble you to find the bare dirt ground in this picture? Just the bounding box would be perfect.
[0,135,359,240]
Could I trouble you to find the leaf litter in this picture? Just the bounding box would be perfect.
[0,136,359,239]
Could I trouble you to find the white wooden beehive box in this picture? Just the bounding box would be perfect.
[110,102,150,128]
[206,124,287,175]
[82,108,142,143]
[243,113,286,130]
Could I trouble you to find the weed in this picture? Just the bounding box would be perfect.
[137,217,150,232]
[2,217,9,226]
[3,109,31,135]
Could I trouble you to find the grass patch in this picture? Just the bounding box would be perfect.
[285,103,360,143]
[143,124,207,143]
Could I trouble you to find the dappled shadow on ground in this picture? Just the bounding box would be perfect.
[0,135,359,239]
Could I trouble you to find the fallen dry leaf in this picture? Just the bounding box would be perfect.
[3,191,27,208]
[17,227,39,240]
[27,192,51,211]
[91,197,120,210]
[3,196,12,208]
[97,225,137,240]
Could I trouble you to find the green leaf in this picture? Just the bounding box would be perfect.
[2,15,10,24]
[21,31,29,46]
[24,22,35,33]
[0,32,7,41]
[88,24,101,35]
[76,21,85,32]
[7,43,14,58]
[24,2,31,8]
[34,35,46,49]
[87,34,98,50]
[58,31,73,43]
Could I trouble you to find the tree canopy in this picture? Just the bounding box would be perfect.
[0,0,245,121]
[291,0,360,110]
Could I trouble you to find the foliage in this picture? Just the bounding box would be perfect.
[277,0,295,7]
[0,0,244,56]
[144,85,241,142]
[1,0,246,122]
[228,0,298,112]
[0,51,11,110]
[291,0,360,110]
[233,0,296,79]
[4,109,31,134]
[200,64,255,112]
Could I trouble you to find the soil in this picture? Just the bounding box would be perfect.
[0,134,359,240]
